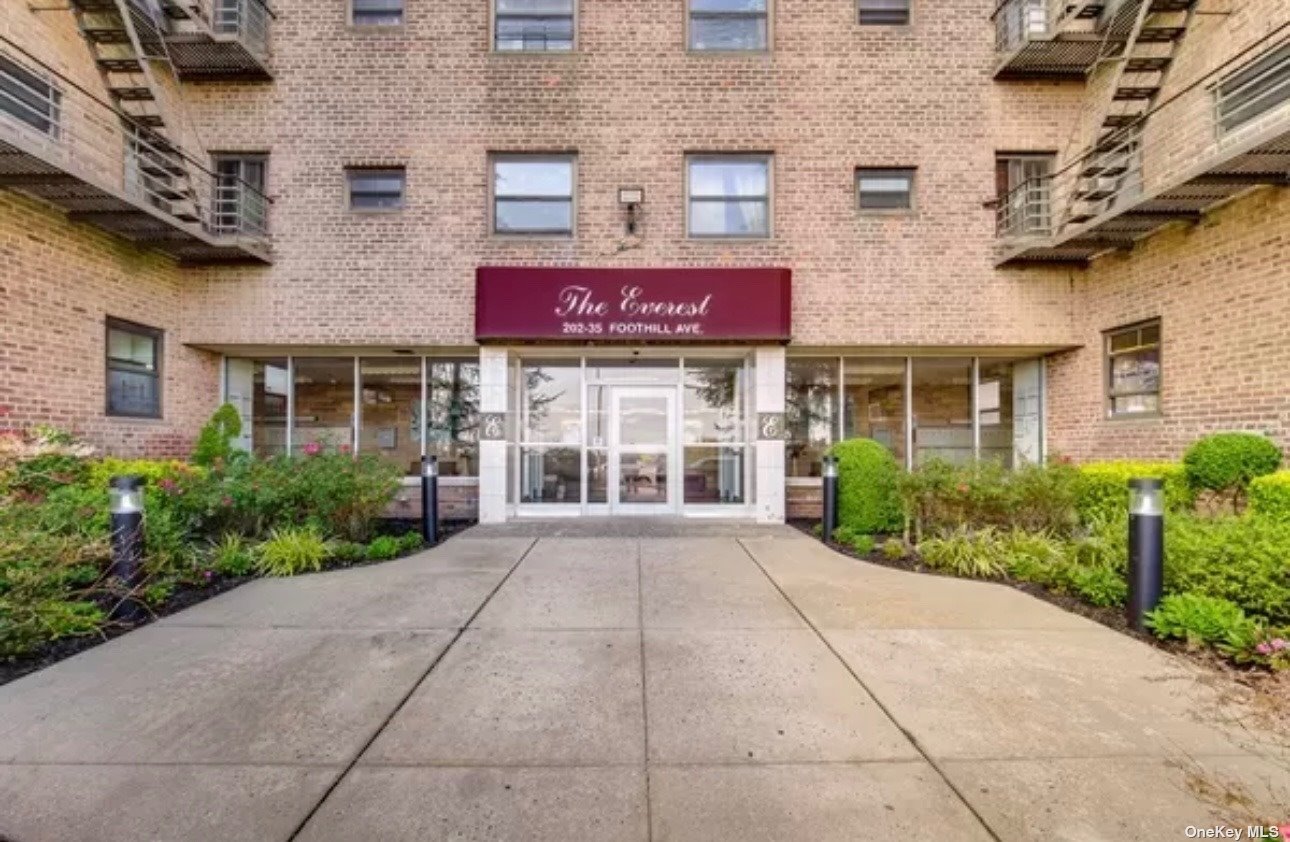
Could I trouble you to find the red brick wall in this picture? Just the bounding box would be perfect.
[1046,188,1290,462]
[0,193,220,457]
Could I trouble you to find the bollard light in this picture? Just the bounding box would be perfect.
[1127,477,1165,631]
[108,475,146,623]
[421,455,439,545]
[821,455,839,544]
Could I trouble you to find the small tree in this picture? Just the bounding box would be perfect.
[192,403,243,467]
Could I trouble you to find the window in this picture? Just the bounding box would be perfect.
[786,358,838,478]
[688,0,768,51]
[1106,320,1161,417]
[346,168,405,210]
[351,0,403,25]
[106,319,162,419]
[0,54,60,136]
[856,168,915,211]
[495,0,575,51]
[996,153,1053,236]
[858,0,909,25]
[1216,42,1290,133]
[491,154,574,235]
[212,154,267,235]
[687,154,770,238]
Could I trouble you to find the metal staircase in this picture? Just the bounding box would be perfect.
[1059,0,1197,229]
[69,0,203,226]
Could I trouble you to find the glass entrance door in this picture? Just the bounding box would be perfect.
[610,386,677,514]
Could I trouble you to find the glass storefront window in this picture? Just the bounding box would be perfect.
[428,359,480,477]
[520,360,582,504]
[684,360,747,504]
[225,358,288,457]
[293,358,355,456]
[842,357,906,465]
[977,360,1015,467]
[786,358,838,478]
[911,358,973,466]
[359,358,422,476]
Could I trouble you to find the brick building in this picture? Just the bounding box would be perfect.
[1,0,1287,523]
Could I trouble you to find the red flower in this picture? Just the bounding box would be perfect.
[302,442,323,457]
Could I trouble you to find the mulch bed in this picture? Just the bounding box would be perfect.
[0,519,477,688]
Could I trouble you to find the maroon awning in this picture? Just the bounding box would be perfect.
[475,266,791,343]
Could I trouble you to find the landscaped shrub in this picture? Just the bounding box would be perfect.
[327,540,367,564]
[1182,432,1282,511]
[999,528,1069,586]
[365,535,403,561]
[1146,593,1257,648]
[191,403,243,468]
[0,426,95,500]
[210,533,255,577]
[1249,471,1290,521]
[918,526,1008,578]
[85,458,200,493]
[828,439,903,535]
[899,458,1079,541]
[881,538,907,561]
[1066,563,1127,608]
[397,532,424,553]
[256,527,329,577]
[1163,515,1290,624]
[1073,461,1191,526]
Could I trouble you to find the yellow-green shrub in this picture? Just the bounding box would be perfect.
[85,458,204,492]
[1073,461,1191,525]
[1249,471,1290,521]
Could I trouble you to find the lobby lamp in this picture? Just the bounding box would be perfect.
[421,455,439,546]
[821,456,839,544]
[108,475,146,622]
[618,187,644,235]
[1127,478,1165,631]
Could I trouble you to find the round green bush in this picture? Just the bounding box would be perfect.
[827,438,903,534]
[1182,433,1282,495]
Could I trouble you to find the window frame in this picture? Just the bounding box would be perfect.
[856,167,916,213]
[349,0,404,27]
[1104,318,1163,420]
[685,153,773,240]
[212,152,268,234]
[686,0,771,53]
[345,166,407,212]
[858,0,911,26]
[105,317,164,420]
[0,53,62,137]
[1215,41,1290,134]
[489,152,577,237]
[492,0,577,53]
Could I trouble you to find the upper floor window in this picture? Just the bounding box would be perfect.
[495,0,575,51]
[346,167,406,210]
[351,0,403,26]
[213,154,267,234]
[1216,42,1290,133]
[1105,319,1161,418]
[687,154,771,238]
[0,54,60,136]
[996,152,1053,236]
[856,168,915,211]
[491,154,575,235]
[858,0,910,25]
[688,0,768,52]
[106,318,162,419]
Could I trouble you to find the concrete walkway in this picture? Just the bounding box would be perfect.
[0,524,1286,841]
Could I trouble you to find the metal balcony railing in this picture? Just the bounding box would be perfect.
[0,39,270,261]
[997,29,1290,264]
[994,0,1054,54]
[160,0,273,79]
[208,0,272,61]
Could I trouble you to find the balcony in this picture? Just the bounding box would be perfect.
[0,41,271,265]
[159,0,273,80]
[996,35,1290,265]
[993,0,1192,80]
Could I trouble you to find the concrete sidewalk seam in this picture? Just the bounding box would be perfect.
[284,536,540,842]
[636,539,655,842]
[736,538,1005,842]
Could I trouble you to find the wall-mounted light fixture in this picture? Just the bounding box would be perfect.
[618,187,644,235]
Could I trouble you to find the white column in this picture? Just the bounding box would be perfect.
[754,346,786,524]
[478,346,510,524]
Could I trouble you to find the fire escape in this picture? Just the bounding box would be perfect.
[993,0,1290,265]
[0,0,272,264]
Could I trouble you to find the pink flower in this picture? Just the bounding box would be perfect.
[1256,642,1273,655]
[1272,639,1287,651]
[302,442,322,457]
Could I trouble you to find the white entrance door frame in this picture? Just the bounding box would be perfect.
[609,385,679,515]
